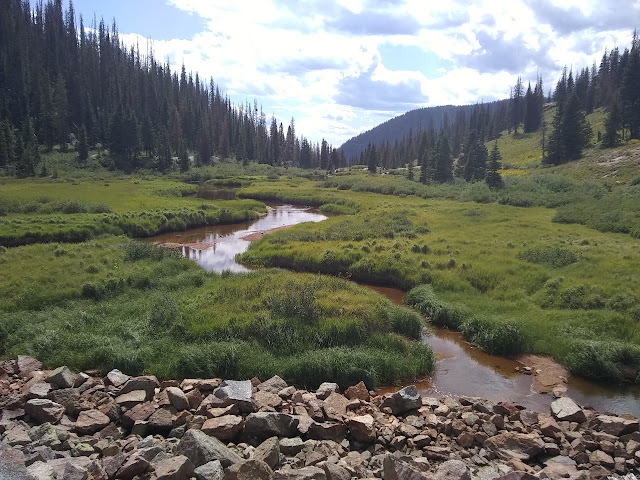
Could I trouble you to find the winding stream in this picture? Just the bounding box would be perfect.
[146,204,640,416]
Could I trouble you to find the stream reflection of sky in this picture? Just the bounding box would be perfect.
[181,205,326,272]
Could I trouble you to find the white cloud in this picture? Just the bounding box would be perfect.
[113,0,638,146]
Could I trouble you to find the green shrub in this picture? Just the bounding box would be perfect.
[461,317,527,355]
[407,284,467,330]
[517,248,578,268]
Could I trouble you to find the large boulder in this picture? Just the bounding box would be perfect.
[381,385,422,415]
[119,376,159,401]
[193,460,224,480]
[347,414,376,443]
[322,392,349,421]
[155,455,195,480]
[201,415,244,440]
[433,460,471,480]
[211,380,254,413]
[25,398,65,424]
[166,387,190,411]
[344,381,370,401]
[590,414,639,436]
[46,366,76,389]
[484,432,545,461]
[74,409,110,435]
[383,454,429,480]
[244,412,299,439]
[253,436,281,469]
[258,375,288,394]
[274,466,326,479]
[17,355,42,377]
[176,429,242,468]
[550,397,586,423]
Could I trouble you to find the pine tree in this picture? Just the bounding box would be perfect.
[485,141,504,188]
[320,139,329,170]
[407,160,414,181]
[433,132,452,183]
[545,93,592,165]
[77,124,88,163]
[602,100,622,148]
[458,130,488,181]
[367,143,377,173]
[179,143,189,172]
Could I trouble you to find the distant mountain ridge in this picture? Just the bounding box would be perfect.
[339,100,509,161]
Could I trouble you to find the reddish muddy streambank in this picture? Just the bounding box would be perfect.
[146,204,640,417]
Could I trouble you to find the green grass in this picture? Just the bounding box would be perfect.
[237,177,640,384]
[0,237,433,389]
[0,177,266,246]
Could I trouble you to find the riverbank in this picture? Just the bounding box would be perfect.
[1,357,638,480]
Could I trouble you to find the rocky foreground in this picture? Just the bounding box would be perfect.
[1,357,639,480]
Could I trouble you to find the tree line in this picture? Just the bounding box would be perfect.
[0,0,346,176]
[356,31,640,183]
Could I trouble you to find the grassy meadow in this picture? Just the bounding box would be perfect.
[2,133,640,387]
[237,175,640,383]
[0,237,433,388]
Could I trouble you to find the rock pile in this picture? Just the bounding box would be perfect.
[1,356,639,480]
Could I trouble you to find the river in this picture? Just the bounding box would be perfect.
[146,203,640,416]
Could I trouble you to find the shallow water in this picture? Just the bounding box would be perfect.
[146,204,327,272]
[147,206,640,416]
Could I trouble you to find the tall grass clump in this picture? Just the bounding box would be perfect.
[517,248,579,268]
[407,284,467,330]
[460,317,528,355]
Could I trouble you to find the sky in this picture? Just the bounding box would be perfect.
[63,0,638,146]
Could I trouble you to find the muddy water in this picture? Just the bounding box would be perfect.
[147,206,640,416]
[367,285,640,416]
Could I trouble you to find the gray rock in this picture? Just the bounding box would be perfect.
[322,463,351,480]
[550,397,586,423]
[27,461,56,479]
[155,455,195,480]
[381,385,422,415]
[118,375,159,401]
[433,460,471,480]
[212,380,254,412]
[244,412,300,439]
[274,466,326,479]
[106,369,130,387]
[0,442,33,480]
[176,428,242,468]
[17,355,42,377]
[28,423,62,449]
[590,414,639,436]
[166,387,190,411]
[236,459,274,480]
[383,454,429,479]
[45,366,75,389]
[115,390,147,408]
[25,399,65,424]
[115,453,151,480]
[254,436,281,469]
[258,375,288,394]
[279,437,305,456]
[316,382,339,400]
[307,420,347,440]
[484,432,545,461]
[193,460,224,480]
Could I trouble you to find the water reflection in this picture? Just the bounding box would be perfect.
[146,204,327,272]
